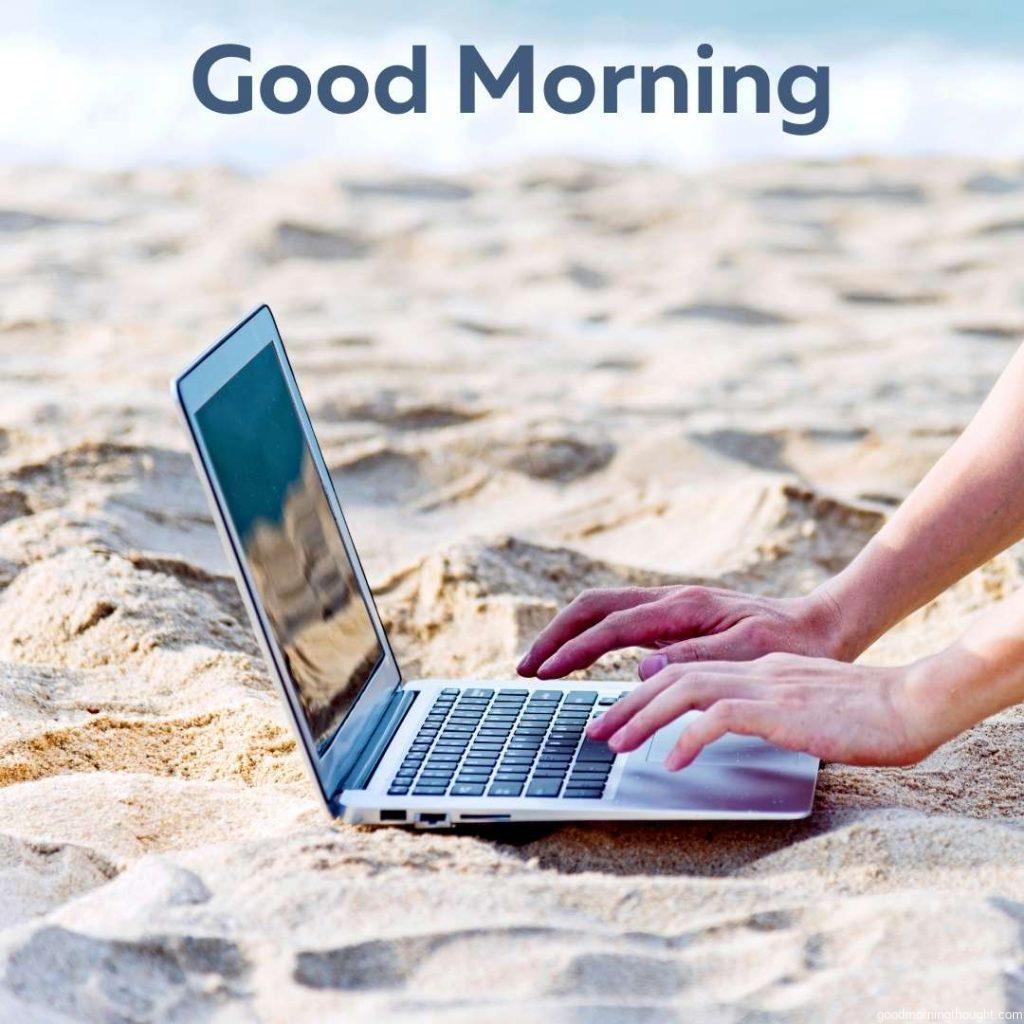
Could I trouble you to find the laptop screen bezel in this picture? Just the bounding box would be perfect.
[174,305,402,802]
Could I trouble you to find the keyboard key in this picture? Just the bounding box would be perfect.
[451,783,486,796]
[532,769,567,779]
[495,771,529,782]
[597,696,617,705]
[464,688,495,699]
[388,786,410,795]
[530,690,564,702]
[527,778,563,797]
[498,688,529,696]
[456,773,492,783]
[413,785,448,795]
[563,788,605,799]
[571,763,611,774]
[576,739,616,762]
[441,688,460,695]
[501,754,536,764]
[488,782,523,797]
[565,691,598,705]
[568,773,608,787]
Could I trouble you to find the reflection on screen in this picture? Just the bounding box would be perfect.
[195,343,383,752]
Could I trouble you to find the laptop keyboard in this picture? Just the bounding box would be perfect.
[387,687,622,800]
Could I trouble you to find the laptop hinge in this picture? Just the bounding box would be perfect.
[334,688,418,800]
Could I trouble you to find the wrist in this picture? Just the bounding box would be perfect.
[899,645,987,756]
[793,585,857,662]
[811,570,892,663]
[920,604,1024,726]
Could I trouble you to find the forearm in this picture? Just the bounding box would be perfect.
[819,343,1024,659]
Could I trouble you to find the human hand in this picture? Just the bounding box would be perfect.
[585,652,946,769]
[516,584,849,681]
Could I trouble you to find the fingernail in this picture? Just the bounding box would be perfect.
[639,653,667,679]
[587,713,605,735]
[516,656,530,675]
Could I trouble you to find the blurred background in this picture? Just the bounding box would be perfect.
[4,0,1024,171]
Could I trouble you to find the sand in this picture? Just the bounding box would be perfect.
[1,155,1024,1021]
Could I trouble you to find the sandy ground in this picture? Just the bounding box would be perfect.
[1,156,1024,1021]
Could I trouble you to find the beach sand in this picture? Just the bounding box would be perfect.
[1,155,1024,1021]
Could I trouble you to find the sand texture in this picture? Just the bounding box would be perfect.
[2,156,1024,1021]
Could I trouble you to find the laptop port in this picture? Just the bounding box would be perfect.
[379,810,407,822]
[416,813,449,826]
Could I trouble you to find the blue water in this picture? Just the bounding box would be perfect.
[14,0,1024,48]
[4,1,1024,170]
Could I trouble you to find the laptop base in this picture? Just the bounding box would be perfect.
[336,679,819,829]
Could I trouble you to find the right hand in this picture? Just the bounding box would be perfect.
[516,584,848,681]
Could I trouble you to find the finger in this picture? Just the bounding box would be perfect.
[534,596,686,679]
[586,668,682,740]
[607,673,759,752]
[664,699,783,770]
[591,658,756,739]
[638,626,754,679]
[517,588,662,676]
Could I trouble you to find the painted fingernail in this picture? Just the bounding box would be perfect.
[639,653,667,679]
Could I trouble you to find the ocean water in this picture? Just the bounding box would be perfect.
[3,1,1023,170]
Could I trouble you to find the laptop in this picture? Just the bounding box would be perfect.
[173,306,819,828]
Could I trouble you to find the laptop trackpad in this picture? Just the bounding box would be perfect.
[645,711,770,766]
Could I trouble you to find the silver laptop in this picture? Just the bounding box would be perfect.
[173,306,819,828]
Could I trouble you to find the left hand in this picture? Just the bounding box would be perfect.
[585,652,945,769]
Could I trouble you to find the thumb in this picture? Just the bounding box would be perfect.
[638,633,747,679]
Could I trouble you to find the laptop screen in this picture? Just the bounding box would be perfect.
[194,342,384,753]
